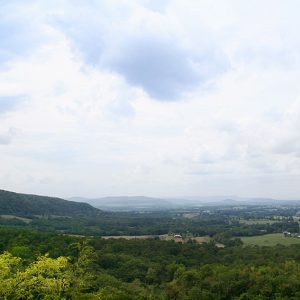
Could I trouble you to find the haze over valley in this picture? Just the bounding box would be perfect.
[70,195,300,211]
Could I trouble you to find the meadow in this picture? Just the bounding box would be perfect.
[241,233,300,246]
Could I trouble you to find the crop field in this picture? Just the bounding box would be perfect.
[101,234,213,244]
[241,233,300,246]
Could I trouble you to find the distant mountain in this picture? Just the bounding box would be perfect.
[70,195,300,211]
[0,190,100,216]
[69,196,178,211]
[178,196,300,206]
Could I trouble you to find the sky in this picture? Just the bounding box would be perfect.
[1,0,300,199]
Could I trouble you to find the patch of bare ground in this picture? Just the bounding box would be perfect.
[100,234,225,246]
[101,235,157,240]
[63,233,225,247]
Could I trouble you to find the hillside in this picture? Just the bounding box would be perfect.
[0,190,100,216]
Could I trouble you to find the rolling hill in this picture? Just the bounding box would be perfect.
[0,189,100,216]
[70,195,300,211]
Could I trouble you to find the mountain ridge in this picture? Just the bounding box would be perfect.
[69,195,175,211]
[69,195,300,211]
[0,189,99,216]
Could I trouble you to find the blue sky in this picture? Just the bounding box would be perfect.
[1,0,300,199]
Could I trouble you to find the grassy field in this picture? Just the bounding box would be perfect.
[239,218,280,225]
[241,233,300,246]
[0,215,32,224]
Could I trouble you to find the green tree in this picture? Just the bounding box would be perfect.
[0,252,71,299]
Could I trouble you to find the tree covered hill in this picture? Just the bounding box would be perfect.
[0,189,100,216]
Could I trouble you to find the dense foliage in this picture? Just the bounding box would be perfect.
[2,227,300,299]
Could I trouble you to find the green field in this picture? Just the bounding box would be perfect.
[241,233,300,246]
[239,218,280,225]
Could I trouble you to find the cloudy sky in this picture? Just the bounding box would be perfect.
[1,0,300,199]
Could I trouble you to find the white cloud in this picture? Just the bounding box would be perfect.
[51,0,228,100]
[1,0,300,199]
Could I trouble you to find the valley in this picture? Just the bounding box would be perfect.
[2,189,300,298]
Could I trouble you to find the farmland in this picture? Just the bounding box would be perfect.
[101,234,212,244]
[241,233,300,246]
